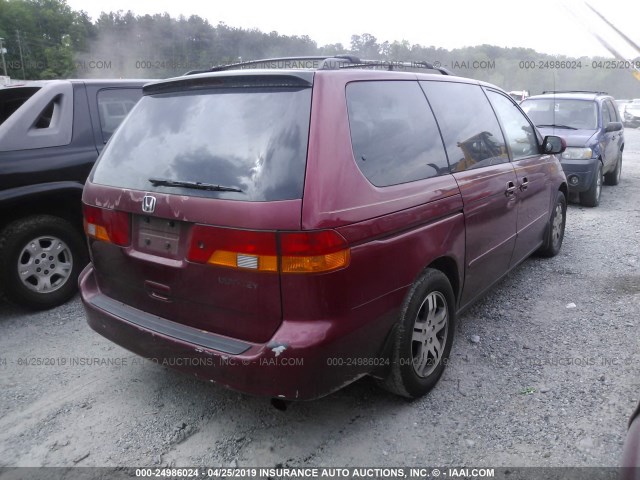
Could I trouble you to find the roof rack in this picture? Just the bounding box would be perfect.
[542,90,609,95]
[338,60,452,75]
[184,55,451,76]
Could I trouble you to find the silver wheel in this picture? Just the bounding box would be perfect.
[551,202,564,249]
[411,291,449,378]
[595,170,602,200]
[17,236,73,293]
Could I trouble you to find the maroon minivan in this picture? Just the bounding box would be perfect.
[80,58,568,400]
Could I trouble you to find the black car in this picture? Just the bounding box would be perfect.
[0,79,148,309]
[521,91,624,207]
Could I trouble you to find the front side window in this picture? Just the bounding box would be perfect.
[604,100,619,123]
[346,81,449,187]
[420,81,508,172]
[486,90,539,160]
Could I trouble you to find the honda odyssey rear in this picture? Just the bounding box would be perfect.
[80,58,568,400]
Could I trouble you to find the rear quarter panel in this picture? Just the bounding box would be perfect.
[292,71,465,356]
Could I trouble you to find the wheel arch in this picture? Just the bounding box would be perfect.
[0,183,84,233]
[559,181,568,200]
[425,256,461,307]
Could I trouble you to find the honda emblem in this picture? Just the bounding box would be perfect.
[142,195,157,213]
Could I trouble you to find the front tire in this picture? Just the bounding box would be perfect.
[538,190,567,257]
[0,215,88,310]
[580,163,602,207]
[604,152,622,186]
[378,269,456,399]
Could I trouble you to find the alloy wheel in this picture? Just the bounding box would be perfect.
[17,236,73,293]
[411,291,449,378]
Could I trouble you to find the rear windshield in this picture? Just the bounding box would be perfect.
[92,87,312,201]
[0,87,40,126]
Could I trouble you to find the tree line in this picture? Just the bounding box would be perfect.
[1,0,639,98]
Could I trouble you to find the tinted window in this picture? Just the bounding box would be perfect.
[604,100,619,123]
[92,87,312,201]
[521,99,598,130]
[602,101,612,125]
[0,87,40,125]
[420,81,508,172]
[97,88,143,142]
[34,99,55,129]
[346,81,449,186]
[486,90,539,160]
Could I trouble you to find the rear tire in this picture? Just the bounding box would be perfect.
[0,215,88,310]
[378,269,456,399]
[580,163,602,207]
[604,152,622,186]
[538,190,566,257]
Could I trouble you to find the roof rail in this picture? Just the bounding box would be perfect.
[542,90,609,95]
[184,56,450,76]
[338,60,451,75]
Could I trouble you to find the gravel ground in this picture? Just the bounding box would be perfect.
[1,130,639,469]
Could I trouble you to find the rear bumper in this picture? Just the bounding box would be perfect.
[560,158,599,192]
[79,264,395,400]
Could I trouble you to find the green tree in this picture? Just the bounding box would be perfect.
[0,0,88,79]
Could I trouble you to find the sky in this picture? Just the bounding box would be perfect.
[65,0,640,59]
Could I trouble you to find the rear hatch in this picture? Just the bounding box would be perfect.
[83,72,315,343]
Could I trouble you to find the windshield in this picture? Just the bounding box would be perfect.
[521,98,598,130]
[92,86,312,201]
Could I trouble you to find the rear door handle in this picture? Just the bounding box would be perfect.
[505,181,517,197]
[520,177,529,191]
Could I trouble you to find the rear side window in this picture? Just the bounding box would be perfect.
[420,81,508,173]
[97,88,142,143]
[92,87,312,201]
[346,81,449,187]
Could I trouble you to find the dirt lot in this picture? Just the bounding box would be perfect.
[1,130,639,469]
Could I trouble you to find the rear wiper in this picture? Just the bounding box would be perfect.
[149,178,243,193]
[536,124,578,130]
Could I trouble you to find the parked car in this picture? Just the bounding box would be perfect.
[508,90,529,102]
[616,99,632,119]
[521,91,624,207]
[623,99,640,128]
[0,79,148,310]
[79,56,568,400]
[622,400,640,479]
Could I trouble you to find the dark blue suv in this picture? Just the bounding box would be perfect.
[521,91,624,207]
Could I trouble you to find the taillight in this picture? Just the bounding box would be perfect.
[83,204,131,246]
[280,231,350,273]
[188,226,278,272]
[187,226,350,273]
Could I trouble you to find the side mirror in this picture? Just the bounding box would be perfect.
[542,135,566,155]
[605,121,623,133]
